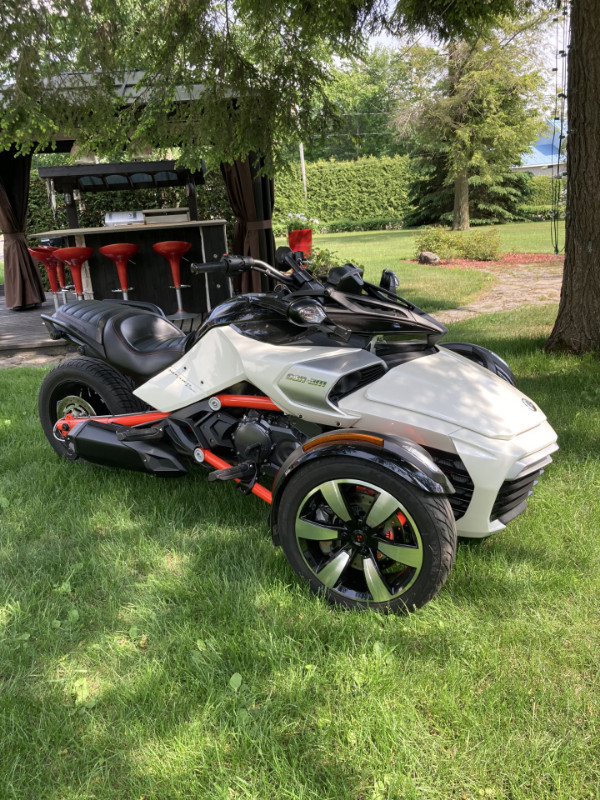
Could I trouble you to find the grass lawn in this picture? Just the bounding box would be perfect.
[0,260,4,284]
[1,302,599,800]
[495,220,565,254]
[280,231,494,312]
[276,221,565,313]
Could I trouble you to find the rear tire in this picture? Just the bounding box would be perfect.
[39,357,146,457]
[277,457,457,613]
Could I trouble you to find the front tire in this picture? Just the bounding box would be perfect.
[277,457,457,613]
[39,357,146,457]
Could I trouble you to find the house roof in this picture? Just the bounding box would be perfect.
[520,121,566,169]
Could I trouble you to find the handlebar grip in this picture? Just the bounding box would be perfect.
[191,255,256,276]
[190,261,227,275]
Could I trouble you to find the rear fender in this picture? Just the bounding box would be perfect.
[270,430,454,545]
[41,314,105,359]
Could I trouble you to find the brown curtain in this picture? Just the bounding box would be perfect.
[220,153,276,293]
[0,147,44,309]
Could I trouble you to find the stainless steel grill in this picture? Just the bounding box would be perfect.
[104,211,145,227]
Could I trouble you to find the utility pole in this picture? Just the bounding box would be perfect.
[299,142,308,201]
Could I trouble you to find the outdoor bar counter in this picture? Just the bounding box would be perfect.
[31,219,229,316]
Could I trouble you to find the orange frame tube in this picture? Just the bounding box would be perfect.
[57,410,170,437]
[215,394,281,411]
[55,397,276,503]
[57,395,280,437]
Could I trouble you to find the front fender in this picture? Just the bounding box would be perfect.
[270,430,454,545]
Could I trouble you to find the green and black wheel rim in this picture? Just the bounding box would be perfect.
[294,479,424,604]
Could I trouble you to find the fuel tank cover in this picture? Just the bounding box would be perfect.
[350,348,547,439]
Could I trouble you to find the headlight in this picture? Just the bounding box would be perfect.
[288,299,328,326]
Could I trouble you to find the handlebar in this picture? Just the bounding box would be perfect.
[191,254,292,281]
[190,253,323,291]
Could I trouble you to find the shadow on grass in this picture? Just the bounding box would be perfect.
[1,369,387,796]
[1,323,599,797]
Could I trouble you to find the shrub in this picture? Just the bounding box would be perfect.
[517,204,564,222]
[414,228,460,260]
[459,229,501,261]
[308,247,362,274]
[414,227,502,261]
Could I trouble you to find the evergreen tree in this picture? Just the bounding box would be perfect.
[397,23,546,229]
[405,145,534,227]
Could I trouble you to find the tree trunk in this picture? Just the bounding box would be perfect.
[546,0,600,353]
[448,41,470,231]
[452,169,470,230]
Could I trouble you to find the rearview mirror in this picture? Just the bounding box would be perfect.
[380,270,400,293]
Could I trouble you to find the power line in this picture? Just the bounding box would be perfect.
[550,0,569,255]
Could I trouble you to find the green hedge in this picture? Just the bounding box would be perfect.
[274,156,413,226]
[26,157,413,243]
[323,217,404,233]
[25,163,566,248]
[527,175,566,206]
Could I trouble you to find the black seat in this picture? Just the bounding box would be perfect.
[47,301,187,379]
[103,311,187,378]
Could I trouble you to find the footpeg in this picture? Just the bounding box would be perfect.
[207,462,256,482]
[116,426,164,442]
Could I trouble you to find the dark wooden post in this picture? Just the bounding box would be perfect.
[186,181,199,221]
[64,191,79,229]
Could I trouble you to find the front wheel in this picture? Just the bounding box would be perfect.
[276,457,457,613]
[39,357,146,457]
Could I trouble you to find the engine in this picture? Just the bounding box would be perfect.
[233,410,307,473]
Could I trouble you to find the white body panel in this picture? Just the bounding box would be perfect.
[135,332,558,539]
[134,326,375,424]
[338,349,558,538]
[360,347,548,439]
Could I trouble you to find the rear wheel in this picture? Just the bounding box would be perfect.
[39,357,146,457]
[277,457,457,613]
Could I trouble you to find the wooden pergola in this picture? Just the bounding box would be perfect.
[37,160,206,229]
[1,71,276,309]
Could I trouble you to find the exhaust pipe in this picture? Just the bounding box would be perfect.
[66,420,187,475]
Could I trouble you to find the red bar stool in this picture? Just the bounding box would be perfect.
[28,246,61,310]
[99,243,139,301]
[54,256,69,305]
[152,240,196,322]
[54,247,94,301]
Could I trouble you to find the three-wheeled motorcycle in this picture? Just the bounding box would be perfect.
[39,248,558,612]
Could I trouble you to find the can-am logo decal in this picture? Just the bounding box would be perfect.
[168,366,199,393]
[522,398,537,412]
[285,372,327,388]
